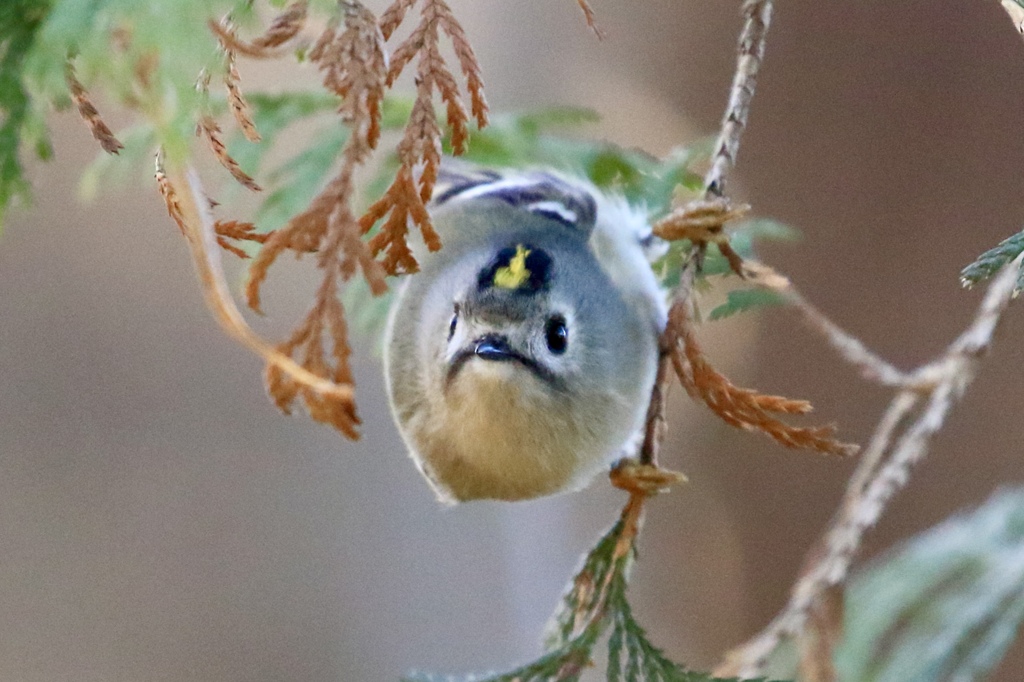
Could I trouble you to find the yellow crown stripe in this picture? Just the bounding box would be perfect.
[493,244,532,289]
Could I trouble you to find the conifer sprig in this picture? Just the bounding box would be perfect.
[408,488,766,682]
[961,228,1024,295]
[362,0,489,275]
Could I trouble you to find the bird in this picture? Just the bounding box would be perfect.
[383,166,667,503]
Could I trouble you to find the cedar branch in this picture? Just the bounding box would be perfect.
[644,0,853,461]
[242,0,388,438]
[166,165,356,408]
[636,0,777,479]
[667,284,858,457]
[365,0,487,275]
[714,254,1024,678]
[704,0,772,200]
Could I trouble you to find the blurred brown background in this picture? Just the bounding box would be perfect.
[2,1,1024,680]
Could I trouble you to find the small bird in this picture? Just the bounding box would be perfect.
[383,166,667,503]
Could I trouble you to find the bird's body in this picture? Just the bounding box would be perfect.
[383,168,666,503]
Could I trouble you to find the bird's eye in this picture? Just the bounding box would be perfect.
[545,315,568,354]
[448,306,459,341]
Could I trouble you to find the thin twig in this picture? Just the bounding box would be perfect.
[704,0,773,199]
[745,260,914,388]
[636,20,868,658]
[169,165,355,406]
[714,254,1023,678]
[844,391,920,501]
[653,0,772,274]
[638,345,673,467]
[638,0,775,464]
[783,287,913,388]
[611,0,779,641]
[798,584,844,682]
[639,261,697,467]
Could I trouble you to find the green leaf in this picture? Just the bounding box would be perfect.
[960,229,1024,293]
[453,107,710,215]
[837,486,1024,682]
[729,218,801,246]
[24,0,247,167]
[0,0,52,230]
[709,289,787,321]
[380,95,415,131]
[511,106,601,133]
[543,519,628,652]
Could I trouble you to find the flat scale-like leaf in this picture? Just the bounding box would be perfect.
[838,486,1024,682]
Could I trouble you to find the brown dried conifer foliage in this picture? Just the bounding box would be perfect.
[653,198,749,275]
[213,219,269,259]
[240,2,390,439]
[643,10,855,459]
[361,0,489,275]
[208,1,309,58]
[666,295,858,457]
[197,114,262,191]
[224,47,261,142]
[200,0,490,439]
[66,64,124,155]
[155,151,187,234]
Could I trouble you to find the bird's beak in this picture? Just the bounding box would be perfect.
[473,334,515,361]
[446,333,563,391]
